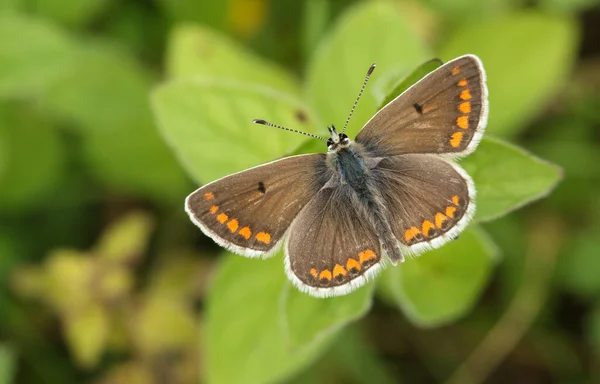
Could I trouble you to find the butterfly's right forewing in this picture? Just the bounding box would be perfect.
[186,154,330,258]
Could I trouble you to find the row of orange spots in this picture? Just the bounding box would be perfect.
[404,195,463,244]
[450,132,463,148]
[309,250,377,284]
[206,199,271,244]
[450,69,472,149]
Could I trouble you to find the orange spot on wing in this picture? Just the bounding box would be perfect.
[451,66,460,75]
[404,227,420,243]
[310,268,318,278]
[359,249,376,264]
[203,192,214,201]
[435,213,448,228]
[458,78,468,87]
[333,264,347,278]
[457,116,469,129]
[459,102,471,113]
[255,232,271,244]
[226,219,239,233]
[446,206,457,219]
[452,195,460,206]
[422,220,435,237]
[209,205,219,214]
[216,213,228,224]
[238,226,252,239]
[319,269,332,281]
[460,89,472,100]
[450,132,463,148]
[346,258,361,272]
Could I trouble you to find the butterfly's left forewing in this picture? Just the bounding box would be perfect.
[186,154,330,258]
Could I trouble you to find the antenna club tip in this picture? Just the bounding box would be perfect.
[253,119,268,125]
[367,63,376,76]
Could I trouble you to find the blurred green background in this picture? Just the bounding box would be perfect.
[1,0,599,383]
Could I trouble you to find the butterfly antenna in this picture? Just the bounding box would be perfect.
[252,119,326,141]
[342,63,376,134]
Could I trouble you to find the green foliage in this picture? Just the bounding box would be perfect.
[0,344,15,384]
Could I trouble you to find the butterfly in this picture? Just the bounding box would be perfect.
[186,55,488,298]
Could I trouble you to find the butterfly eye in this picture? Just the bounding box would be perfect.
[327,138,333,147]
[339,133,349,144]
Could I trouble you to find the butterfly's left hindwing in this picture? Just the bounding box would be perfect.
[186,154,330,258]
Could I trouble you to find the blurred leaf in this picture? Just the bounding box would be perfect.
[205,255,336,384]
[166,24,299,94]
[94,211,154,263]
[44,250,95,312]
[0,344,15,384]
[64,304,108,369]
[556,232,600,297]
[97,362,153,384]
[302,0,330,59]
[0,104,65,212]
[421,0,519,19]
[227,0,268,38]
[82,122,190,203]
[0,13,76,98]
[29,0,112,28]
[132,294,197,356]
[377,58,443,110]
[440,12,578,137]
[283,280,374,348]
[461,137,562,222]
[152,80,319,184]
[306,1,430,138]
[378,227,498,327]
[41,43,153,132]
[156,0,228,30]
[588,302,600,356]
[539,0,600,12]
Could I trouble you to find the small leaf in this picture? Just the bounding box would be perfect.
[0,13,77,98]
[152,79,319,184]
[166,24,299,95]
[439,12,579,137]
[378,227,498,327]
[283,280,374,348]
[377,58,443,110]
[94,211,154,263]
[0,343,16,384]
[205,254,336,384]
[306,1,430,138]
[63,304,109,369]
[461,137,563,222]
[0,104,65,212]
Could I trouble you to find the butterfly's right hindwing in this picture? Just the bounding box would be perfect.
[186,154,330,258]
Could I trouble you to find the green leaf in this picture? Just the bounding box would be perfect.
[378,227,498,327]
[461,137,563,222]
[556,231,600,297]
[0,104,65,212]
[539,0,600,13]
[0,343,15,384]
[0,13,77,98]
[205,254,336,384]
[283,279,374,348]
[63,304,109,369]
[439,12,578,137]
[41,43,153,133]
[166,24,299,95]
[306,1,430,138]
[152,79,319,184]
[29,0,113,27]
[155,0,228,30]
[377,58,443,110]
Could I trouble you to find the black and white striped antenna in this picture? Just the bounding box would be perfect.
[252,119,326,141]
[342,62,376,134]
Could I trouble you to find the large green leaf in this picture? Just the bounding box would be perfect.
[166,24,299,95]
[439,12,578,137]
[306,1,430,138]
[378,227,498,327]
[0,104,65,212]
[29,0,112,27]
[0,13,77,98]
[152,79,320,184]
[461,137,563,222]
[283,279,374,348]
[205,254,336,384]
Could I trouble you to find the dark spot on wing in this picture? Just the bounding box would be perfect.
[413,103,423,114]
[295,110,308,124]
[258,181,266,194]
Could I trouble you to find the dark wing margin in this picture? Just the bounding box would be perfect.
[185,154,330,258]
[371,154,475,257]
[356,55,488,158]
[285,186,384,298]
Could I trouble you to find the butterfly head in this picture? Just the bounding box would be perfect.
[327,125,350,152]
